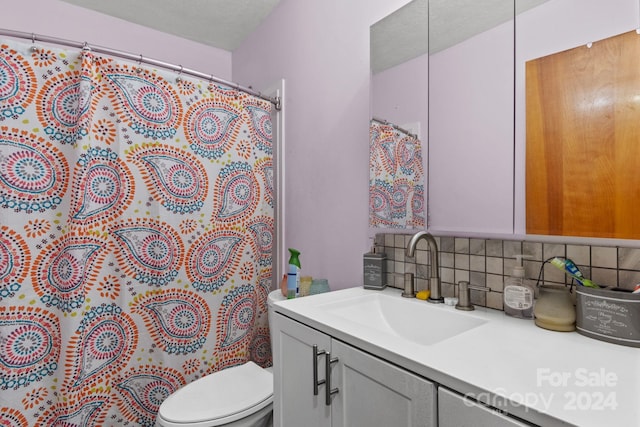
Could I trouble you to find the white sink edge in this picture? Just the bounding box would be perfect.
[274,286,494,348]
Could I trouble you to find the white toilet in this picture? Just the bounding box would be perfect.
[156,289,285,427]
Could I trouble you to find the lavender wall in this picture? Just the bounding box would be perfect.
[429,19,515,235]
[371,53,429,141]
[233,0,412,290]
[0,0,232,78]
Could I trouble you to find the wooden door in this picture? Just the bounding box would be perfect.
[526,30,640,239]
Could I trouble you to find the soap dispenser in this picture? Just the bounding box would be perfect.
[503,255,535,319]
[363,240,386,290]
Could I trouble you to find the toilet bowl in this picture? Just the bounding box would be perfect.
[156,289,285,427]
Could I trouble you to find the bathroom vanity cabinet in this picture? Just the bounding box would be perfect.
[272,287,640,426]
[272,313,437,427]
[273,312,528,427]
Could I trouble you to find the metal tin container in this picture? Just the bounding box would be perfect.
[575,286,640,347]
[363,251,386,290]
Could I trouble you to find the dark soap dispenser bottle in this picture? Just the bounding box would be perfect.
[363,243,386,290]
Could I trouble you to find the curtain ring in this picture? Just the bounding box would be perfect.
[79,42,91,60]
[208,74,215,92]
[135,54,143,73]
[30,33,38,52]
[175,65,183,83]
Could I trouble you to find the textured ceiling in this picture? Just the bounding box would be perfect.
[370,0,429,74]
[60,0,282,51]
[372,0,550,74]
[62,0,549,73]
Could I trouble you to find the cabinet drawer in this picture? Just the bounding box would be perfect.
[438,387,532,427]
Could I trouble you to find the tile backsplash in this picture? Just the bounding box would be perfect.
[377,233,640,311]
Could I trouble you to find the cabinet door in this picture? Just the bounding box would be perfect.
[272,313,332,427]
[438,387,532,427]
[330,339,437,427]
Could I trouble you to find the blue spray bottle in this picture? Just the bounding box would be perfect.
[287,248,301,299]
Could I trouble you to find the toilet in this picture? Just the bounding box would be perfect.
[156,289,285,427]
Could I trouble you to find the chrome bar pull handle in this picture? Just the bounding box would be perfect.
[312,345,326,396]
[325,353,339,406]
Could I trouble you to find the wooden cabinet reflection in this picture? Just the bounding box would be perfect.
[526,30,640,239]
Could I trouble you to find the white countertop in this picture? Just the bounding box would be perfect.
[273,286,640,427]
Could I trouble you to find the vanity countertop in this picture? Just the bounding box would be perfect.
[273,286,640,427]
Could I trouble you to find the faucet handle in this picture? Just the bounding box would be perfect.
[402,272,415,298]
[455,280,490,311]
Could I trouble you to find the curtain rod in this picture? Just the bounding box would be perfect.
[0,28,281,111]
[371,116,417,139]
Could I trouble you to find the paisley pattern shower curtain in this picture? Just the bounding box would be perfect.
[0,38,274,426]
[369,120,425,228]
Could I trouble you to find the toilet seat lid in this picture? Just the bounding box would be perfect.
[158,361,273,425]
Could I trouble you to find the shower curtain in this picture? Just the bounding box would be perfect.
[369,120,425,228]
[0,38,274,426]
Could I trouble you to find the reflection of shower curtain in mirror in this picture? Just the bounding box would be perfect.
[0,38,274,426]
[369,120,425,228]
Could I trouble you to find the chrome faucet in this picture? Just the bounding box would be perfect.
[405,231,443,303]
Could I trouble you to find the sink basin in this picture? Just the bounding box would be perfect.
[318,293,487,346]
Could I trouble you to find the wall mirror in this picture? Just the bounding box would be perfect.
[427,0,516,235]
[369,0,428,230]
[514,0,640,240]
[372,0,639,241]
[370,0,518,234]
